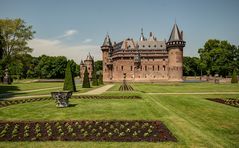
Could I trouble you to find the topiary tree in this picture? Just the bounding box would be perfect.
[92,62,99,86]
[63,62,76,92]
[231,69,238,83]
[82,67,90,88]
[98,73,103,85]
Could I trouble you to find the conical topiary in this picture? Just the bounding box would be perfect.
[82,67,90,88]
[63,62,76,92]
[92,69,98,86]
[231,69,238,83]
[98,73,103,85]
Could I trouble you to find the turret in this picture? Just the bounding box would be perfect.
[80,60,85,81]
[84,53,94,80]
[101,34,113,82]
[166,23,186,81]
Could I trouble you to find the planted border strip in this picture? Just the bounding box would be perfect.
[0,96,142,108]
[0,120,176,142]
[75,95,142,100]
[206,98,239,108]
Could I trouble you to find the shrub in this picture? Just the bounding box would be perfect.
[82,67,90,88]
[63,61,76,91]
[98,73,104,85]
[91,65,98,86]
[231,69,238,83]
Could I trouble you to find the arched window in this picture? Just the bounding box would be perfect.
[145,66,147,71]
[152,65,154,71]
[121,66,124,71]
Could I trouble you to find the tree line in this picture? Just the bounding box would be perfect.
[0,18,238,82]
[184,39,239,77]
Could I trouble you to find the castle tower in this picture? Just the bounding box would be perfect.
[80,60,85,81]
[84,53,94,80]
[166,23,186,81]
[101,34,113,82]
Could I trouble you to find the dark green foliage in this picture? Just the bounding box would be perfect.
[63,62,76,92]
[98,73,103,85]
[231,70,238,83]
[82,67,90,88]
[91,62,98,86]
[183,56,201,76]
[94,60,103,72]
[198,39,239,77]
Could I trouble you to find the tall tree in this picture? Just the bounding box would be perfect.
[0,18,35,68]
[198,39,239,77]
[63,62,76,92]
[82,67,90,88]
[94,60,103,72]
[91,61,98,86]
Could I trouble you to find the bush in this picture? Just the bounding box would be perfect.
[82,67,90,88]
[98,73,103,85]
[63,62,76,91]
[231,69,238,83]
[91,69,98,86]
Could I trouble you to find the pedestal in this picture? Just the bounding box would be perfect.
[51,91,72,107]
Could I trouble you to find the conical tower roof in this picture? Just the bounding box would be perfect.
[102,34,112,46]
[85,53,93,61]
[80,60,84,65]
[168,23,182,41]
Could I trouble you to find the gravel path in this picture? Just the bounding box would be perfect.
[80,84,114,95]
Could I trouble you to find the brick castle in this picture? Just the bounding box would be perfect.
[101,23,185,82]
[80,23,186,82]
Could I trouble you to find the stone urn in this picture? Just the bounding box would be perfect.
[51,91,72,107]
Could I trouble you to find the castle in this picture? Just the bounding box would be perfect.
[80,53,94,81]
[101,23,186,82]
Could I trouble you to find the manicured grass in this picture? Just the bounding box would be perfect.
[109,82,239,93]
[0,83,238,147]
[0,81,101,99]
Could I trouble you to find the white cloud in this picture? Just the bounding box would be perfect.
[58,29,78,38]
[83,38,93,43]
[28,38,101,64]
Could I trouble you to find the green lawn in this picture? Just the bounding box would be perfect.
[0,83,239,147]
[109,82,239,93]
[0,81,100,99]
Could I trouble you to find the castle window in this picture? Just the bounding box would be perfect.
[163,65,166,71]
[131,66,133,71]
[121,66,124,71]
[160,45,163,47]
[154,45,156,48]
[142,45,145,48]
[148,45,151,48]
[158,65,160,71]
[145,66,147,71]
[163,59,165,61]
[153,65,154,71]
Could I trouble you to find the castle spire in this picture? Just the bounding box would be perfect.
[168,23,182,42]
[139,28,146,41]
[102,33,112,47]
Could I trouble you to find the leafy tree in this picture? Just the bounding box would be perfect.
[231,69,238,83]
[82,67,90,88]
[98,73,103,85]
[0,18,35,69]
[94,60,102,72]
[63,62,76,92]
[35,55,67,79]
[198,39,239,77]
[183,56,201,76]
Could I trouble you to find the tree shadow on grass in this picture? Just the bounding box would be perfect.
[68,104,78,107]
[0,85,23,100]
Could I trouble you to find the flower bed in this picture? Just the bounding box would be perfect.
[207,98,239,108]
[0,120,176,142]
[0,96,141,108]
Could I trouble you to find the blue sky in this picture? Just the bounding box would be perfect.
[1,0,239,63]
